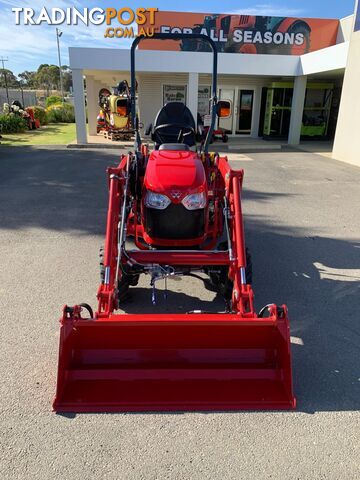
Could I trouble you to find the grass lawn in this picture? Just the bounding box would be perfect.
[0,123,76,146]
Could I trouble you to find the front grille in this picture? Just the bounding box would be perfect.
[145,203,205,240]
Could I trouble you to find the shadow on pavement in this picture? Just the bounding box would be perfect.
[0,146,118,234]
[246,221,360,414]
[120,286,225,314]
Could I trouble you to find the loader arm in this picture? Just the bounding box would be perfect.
[97,153,254,318]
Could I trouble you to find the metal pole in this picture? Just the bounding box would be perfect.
[0,57,10,104]
[20,86,25,107]
[56,29,64,102]
[130,33,218,153]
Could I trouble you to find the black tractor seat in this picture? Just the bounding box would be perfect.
[150,102,196,149]
[158,143,190,151]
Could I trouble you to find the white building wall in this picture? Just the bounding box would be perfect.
[333,2,360,166]
[72,69,87,144]
[300,42,349,75]
[71,47,301,76]
[336,15,355,43]
[138,72,270,136]
[86,77,103,136]
[138,73,189,133]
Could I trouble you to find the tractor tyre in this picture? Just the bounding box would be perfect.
[222,134,229,143]
[207,244,252,299]
[99,246,140,304]
[99,246,105,284]
[118,269,140,303]
[245,248,253,284]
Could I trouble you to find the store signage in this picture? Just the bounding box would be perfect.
[203,115,212,127]
[198,86,211,116]
[163,85,187,104]
[139,11,339,55]
[12,6,158,39]
[12,7,158,25]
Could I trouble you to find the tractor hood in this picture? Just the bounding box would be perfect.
[144,150,206,196]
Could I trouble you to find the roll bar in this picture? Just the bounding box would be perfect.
[130,33,218,153]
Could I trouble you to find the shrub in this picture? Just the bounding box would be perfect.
[46,103,75,123]
[46,96,63,107]
[29,106,48,125]
[0,114,27,133]
[3,103,10,114]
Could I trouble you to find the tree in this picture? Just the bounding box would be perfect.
[18,71,37,88]
[0,69,18,88]
[37,64,50,71]
[35,65,60,93]
[61,65,73,93]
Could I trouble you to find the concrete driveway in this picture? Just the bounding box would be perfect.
[0,146,359,479]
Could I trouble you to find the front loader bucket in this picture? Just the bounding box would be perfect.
[53,313,296,412]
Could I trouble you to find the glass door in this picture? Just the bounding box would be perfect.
[237,90,254,134]
[218,88,235,134]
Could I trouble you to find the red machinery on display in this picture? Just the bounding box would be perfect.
[53,33,295,413]
[97,82,133,141]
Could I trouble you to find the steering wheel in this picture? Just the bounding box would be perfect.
[153,123,196,144]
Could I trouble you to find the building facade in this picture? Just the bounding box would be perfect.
[333,0,360,167]
[69,7,358,165]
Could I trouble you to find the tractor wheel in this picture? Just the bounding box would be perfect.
[118,268,140,303]
[207,244,252,299]
[222,134,229,143]
[99,246,140,304]
[117,275,131,303]
[99,246,105,283]
[245,248,253,284]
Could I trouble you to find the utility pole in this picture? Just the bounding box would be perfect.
[56,28,64,102]
[19,80,25,107]
[0,56,10,104]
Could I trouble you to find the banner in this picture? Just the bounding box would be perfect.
[163,84,187,104]
[139,12,339,55]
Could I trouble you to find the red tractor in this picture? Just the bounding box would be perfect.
[54,34,295,413]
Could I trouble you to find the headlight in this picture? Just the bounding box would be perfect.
[145,191,171,210]
[182,191,207,210]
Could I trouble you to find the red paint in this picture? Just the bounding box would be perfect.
[144,149,206,198]
[54,311,296,412]
[53,148,295,413]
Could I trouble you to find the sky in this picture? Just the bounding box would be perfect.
[0,0,357,75]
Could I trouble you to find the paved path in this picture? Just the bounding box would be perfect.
[0,146,359,479]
